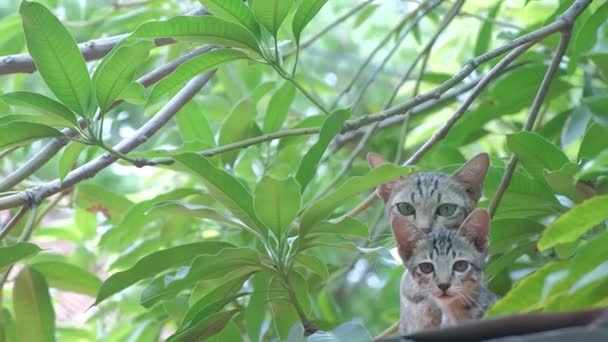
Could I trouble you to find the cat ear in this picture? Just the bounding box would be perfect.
[367,152,398,203]
[391,214,427,262]
[451,153,490,201]
[457,208,490,254]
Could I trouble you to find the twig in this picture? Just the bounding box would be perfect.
[330,2,427,110]
[0,71,215,210]
[0,206,29,241]
[272,65,329,115]
[351,0,448,111]
[488,30,572,218]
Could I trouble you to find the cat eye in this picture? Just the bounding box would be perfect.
[436,203,457,216]
[418,262,434,274]
[453,260,469,272]
[396,202,416,216]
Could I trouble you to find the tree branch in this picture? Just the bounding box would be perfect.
[488,29,572,218]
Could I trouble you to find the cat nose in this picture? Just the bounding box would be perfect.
[438,283,451,292]
[420,227,431,234]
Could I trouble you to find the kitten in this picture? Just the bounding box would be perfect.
[393,209,497,333]
[367,152,490,233]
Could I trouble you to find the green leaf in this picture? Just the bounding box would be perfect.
[582,95,608,126]
[198,0,260,37]
[577,150,608,180]
[93,40,154,113]
[117,82,147,105]
[572,2,608,55]
[292,0,328,44]
[13,266,56,342]
[579,123,608,160]
[0,242,42,269]
[587,52,608,79]
[147,200,252,231]
[93,241,234,305]
[486,262,567,316]
[254,176,301,238]
[140,248,260,307]
[0,122,63,150]
[268,274,301,339]
[295,254,328,281]
[263,82,296,133]
[244,272,269,341]
[308,321,372,342]
[473,2,501,57]
[485,241,535,277]
[58,142,86,181]
[545,163,595,203]
[75,183,133,224]
[31,261,101,297]
[300,163,412,236]
[174,100,215,146]
[488,218,545,254]
[20,1,92,116]
[296,109,350,191]
[506,131,569,181]
[173,153,266,234]
[353,4,379,29]
[130,16,261,53]
[171,310,240,342]
[538,195,608,251]
[307,217,369,238]
[1,91,78,128]
[253,0,294,36]
[0,307,17,342]
[149,49,248,104]
[0,114,74,127]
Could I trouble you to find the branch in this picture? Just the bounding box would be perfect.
[488,29,572,218]
[0,7,207,75]
[0,46,213,192]
[0,71,215,210]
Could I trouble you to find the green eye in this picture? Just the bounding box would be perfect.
[436,203,457,216]
[453,260,469,272]
[396,202,415,216]
[418,262,434,274]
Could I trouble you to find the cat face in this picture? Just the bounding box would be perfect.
[368,153,489,233]
[391,209,489,305]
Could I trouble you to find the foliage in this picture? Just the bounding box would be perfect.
[0,0,607,341]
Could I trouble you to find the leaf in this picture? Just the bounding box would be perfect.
[506,131,569,181]
[473,2,501,57]
[538,195,608,251]
[75,183,133,224]
[545,163,594,203]
[577,150,608,180]
[295,109,350,191]
[31,261,102,297]
[147,200,251,231]
[198,0,260,37]
[572,2,608,55]
[485,241,535,277]
[486,262,567,316]
[0,114,74,127]
[171,310,240,342]
[1,91,78,128]
[173,153,266,234]
[117,82,146,105]
[253,0,294,36]
[587,52,608,79]
[130,16,261,53]
[488,218,545,254]
[12,266,56,342]
[0,242,42,269]
[0,307,17,342]
[58,142,86,181]
[268,275,300,339]
[308,321,373,342]
[140,248,261,307]
[244,272,270,341]
[93,40,154,113]
[353,4,379,29]
[299,163,412,236]
[292,0,328,44]
[20,1,92,116]
[174,100,215,146]
[295,254,328,281]
[93,241,234,305]
[307,217,369,238]
[263,82,296,133]
[254,176,301,238]
[582,95,608,126]
[0,122,63,150]
[579,123,608,160]
[149,49,248,104]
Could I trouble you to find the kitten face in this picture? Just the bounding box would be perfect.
[368,153,490,233]
[391,209,489,305]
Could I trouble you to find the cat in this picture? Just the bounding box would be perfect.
[367,152,490,233]
[392,208,497,333]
